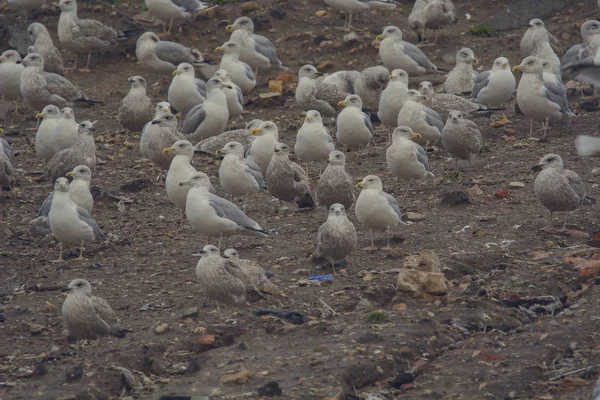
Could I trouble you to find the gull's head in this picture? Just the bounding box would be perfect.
[392,126,421,142]
[207,76,232,91]
[513,56,543,73]
[27,22,48,39]
[251,121,278,137]
[58,0,76,12]
[298,64,322,79]
[227,16,254,33]
[138,32,160,47]
[357,175,383,190]
[179,172,211,188]
[328,150,346,166]
[62,278,92,296]
[173,63,194,77]
[378,25,402,40]
[304,110,322,124]
[60,107,74,120]
[217,141,244,157]
[532,153,563,171]
[418,81,434,96]
[36,104,60,120]
[216,41,240,55]
[540,59,553,73]
[492,57,510,70]
[213,69,231,83]
[273,142,289,155]
[128,75,147,88]
[20,53,44,69]
[163,140,194,156]
[448,110,463,123]
[246,119,264,131]
[66,165,92,182]
[151,112,178,128]
[0,50,21,64]
[371,66,390,86]
[54,177,70,193]
[199,244,220,257]
[390,69,408,83]
[78,120,95,136]
[338,94,362,108]
[527,18,544,29]
[155,101,171,114]
[456,48,477,65]
[405,89,425,103]
[223,248,240,260]
[328,203,346,217]
[581,20,600,37]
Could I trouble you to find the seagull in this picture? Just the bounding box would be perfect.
[216,41,256,95]
[35,105,61,163]
[119,76,153,132]
[377,26,441,76]
[470,57,515,123]
[324,0,398,30]
[222,248,285,296]
[213,69,243,126]
[194,119,263,156]
[217,141,265,209]
[378,68,410,137]
[144,0,208,36]
[141,111,185,182]
[316,203,357,275]
[397,89,443,149]
[408,0,457,46]
[247,120,279,176]
[0,50,24,112]
[386,126,433,192]
[520,18,558,58]
[168,63,206,117]
[28,22,64,75]
[53,107,79,153]
[45,120,96,182]
[336,94,374,149]
[316,150,355,212]
[444,47,478,95]
[225,17,284,69]
[294,110,335,171]
[353,65,390,110]
[441,110,483,170]
[296,64,349,116]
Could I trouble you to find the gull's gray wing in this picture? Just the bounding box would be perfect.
[181,103,207,134]
[235,85,244,105]
[195,78,207,98]
[37,191,54,217]
[170,0,206,12]
[402,41,435,69]
[43,71,84,101]
[155,41,195,65]
[362,112,375,135]
[324,127,333,143]
[208,193,262,230]
[424,107,444,131]
[543,82,570,113]
[76,206,103,236]
[414,143,430,171]
[243,159,266,189]
[471,70,491,99]
[562,43,587,69]
[242,62,256,81]
[562,61,600,87]
[383,191,402,219]
[253,36,281,65]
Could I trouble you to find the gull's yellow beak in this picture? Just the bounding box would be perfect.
[306,116,312,121]
[410,133,423,140]
[220,76,225,82]
[376,34,384,40]
[215,46,224,52]
[356,181,364,188]
[162,147,173,153]
[225,25,233,32]
[36,112,45,119]
[215,150,221,156]
[473,58,480,65]
[502,62,508,68]
[337,100,346,107]
[512,65,521,72]
[172,69,179,75]
[250,129,261,134]
[66,172,74,177]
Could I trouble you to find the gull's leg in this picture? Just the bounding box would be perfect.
[543,118,549,139]
[382,226,393,251]
[159,19,174,37]
[75,241,85,260]
[216,301,220,316]
[14,97,19,115]
[361,229,377,251]
[218,233,223,251]
[50,242,64,263]
[541,211,555,232]
[179,209,184,227]
[243,194,248,212]
[347,13,353,30]
[330,259,335,277]
[79,52,92,73]
[277,199,282,216]
[559,213,568,232]
[405,181,411,196]
[65,53,78,72]
[529,119,533,136]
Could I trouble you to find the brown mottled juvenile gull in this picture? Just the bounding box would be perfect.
[217,141,265,208]
[378,69,410,134]
[397,89,443,148]
[0,50,24,108]
[135,32,214,76]
[28,22,64,75]
[223,248,285,297]
[119,76,153,132]
[353,65,390,110]
[180,77,230,143]
[296,64,349,117]
[141,112,185,181]
[386,126,433,192]
[144,0,207,36]
[53,107,79,154]
[376,26,440,76]
[213,69,243,125]
[225,17,284,70]
[521,18,558,58]
[19,53,101,111]
[216,41,256,95]
[196,245,262,313]
[266,142,314,214]
[168,63,206,117]
[35,105,61,163]
[470,57,515,123]
[322,70,361,94]
[316,150,355,211]
[444,48,478,94]
[441,110,482,169]
[513,56,574,137]
[62,279,124,345]
[324,0,397,30]
[57,0,118,71]
[182,173,270,248]
[247,121,279,176]
[419,81,488,118]
[0,137,16,193]
[294,110,335,168]
[194,119,263,156]
[532,154,592,231]
[48,177,103,261]
[336,94,374,149]
[356,175,405,251]
[409,0,456,46]
[316,203,357,275]
[46,121,96,182]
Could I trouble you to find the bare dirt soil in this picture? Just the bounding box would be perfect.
[2,0,600,399]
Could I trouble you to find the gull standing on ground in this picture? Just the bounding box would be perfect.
[336,95,374,149]
[266,143,314,214]
[223,248,285,296]
[168,63,206,117]
[53,107,79,153]
[35,105,61,163]
[225,17,285,70]
[296,65,349,117]
[386,126,433,192]
[194,119,263,156]
[213,69,243,125]
[247,121,279,176]
[520,18,558,58]
[322,70,361,94]
[119,76,153,132]
[470,57,516,121]
[441,110,482,169]
[180,77,231,143]
[377,26,441,76]
[397,89,443,148]
[513,56,574,137]
[324,0,397,30]
[353,65,390,110]
[145,0,207,37]
[19,53,101,111]
[182,173,270,248]
[0,50,24,111]
[216,41,256,95]
[48,177,103,261]
[0,138,15,193]
[217,141,266,209]
[316,203,357,275]
[378,69,410,136]
[533,154,592,231]
[57,0,118,71]
[62,279,124,343]
[228,29,271,73]
[419,81,488,118]
[163,140,203,222]
[28,22,64,75]
[46,121,96,182]
[316,150,355,211]
[444,48,478,94]
[409,0,456,46]
[141,112,185,181]
[356,175,405,250]
[135,32,214,76]
[294,110,335,172]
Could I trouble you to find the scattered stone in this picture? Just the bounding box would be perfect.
[315,10,327,17]
[120,178,154,192]
[28,323,47,335]
[258,92,284,107]
[390,372,414,389]
[154,322,169,334]
[396,269,449,295]
[65,366,83,382]
[467,184,483,197]
[187,359,201,374]
[0,222,14,239]
[182,307,199,319]
[198,334,216,345]
[343,32,358,43]
[268,80,283,94]
[240,2,259,12]
[275,73,294,84]
[220,367,251,385]
[508,182,525,188]
[258,381,283,397]
[317,60,333,71]
[32,363,47,378]
[405,212,425,221]
[441,191,469,205]
[270,8,286,19]
[357,332,381,343]
[404,250,441,273]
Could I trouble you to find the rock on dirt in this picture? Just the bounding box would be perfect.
[396,269,449,295]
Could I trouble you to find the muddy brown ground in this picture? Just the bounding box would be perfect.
[2,0,600,399]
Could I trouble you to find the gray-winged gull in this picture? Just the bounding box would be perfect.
[377,26,440,76]
[28,22,64,75]
[336,94,373,149]
[444,48,478,94]
[409,0,456,45]
[48,177,103,261]
[168,63,206,117]
[182,173,270,248]
[53,107,79,154]
[144,0,207,36]
[225,17,284,69]
[294,110,335,167]
[223,248,285,297]
[532,38,561,76]
[35,105,61,163]
[353,65,390,110]
[194,119,263,156]
[164,140,204,216]
[441,110,482,169]
[296,64,349,117]
[141,112,185,181]
[247,120,279,176]
[217,141,265,208]
[180,77,230,143]
[386,126,433,192]
[266,142,314,214]
[419,80,488,118]
[0,50,24,110]
[216,41,256,95]
[324,0,397,30]
[119,76,153,132]
[378,68,409,134]
[397,89,443,148]
[316,150,355,211]
[316,203,357,275]
[213,69,243,125]
[470,57,515,123]
[355,175,406,250]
